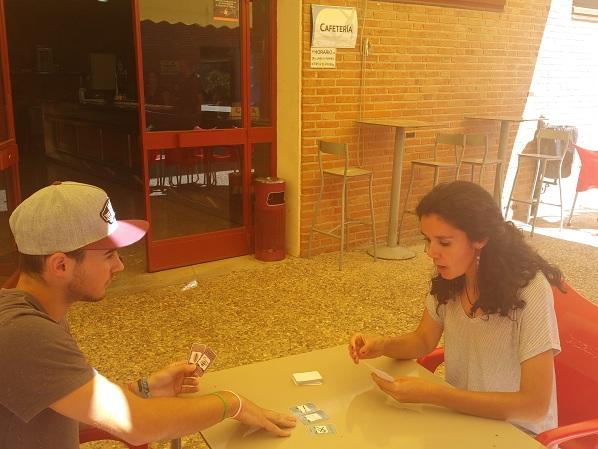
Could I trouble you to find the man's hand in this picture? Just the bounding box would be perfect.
[234,396,297,437]
[148,361,200,397]
[348,333,387,364]
[371,373,443,403]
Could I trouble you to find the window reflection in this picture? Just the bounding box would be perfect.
[148,145,244,240]
[0,56,9,142]
[251,143,271,179]
[250,0,271,127]
[140,1,242,131]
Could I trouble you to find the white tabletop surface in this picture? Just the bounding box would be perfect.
[200,345,543,449]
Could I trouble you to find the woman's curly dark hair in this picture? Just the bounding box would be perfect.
[416,181,563,316]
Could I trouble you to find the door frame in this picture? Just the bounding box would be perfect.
[131,0,277,272]
[0,0,21,276]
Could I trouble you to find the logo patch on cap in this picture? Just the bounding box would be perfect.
[100,199,116,224]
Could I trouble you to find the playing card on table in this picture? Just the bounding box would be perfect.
[289,402,318,416]
[299,410,329,424]
[309,424,336,435]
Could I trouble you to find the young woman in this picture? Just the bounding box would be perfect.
[349,181,563,434]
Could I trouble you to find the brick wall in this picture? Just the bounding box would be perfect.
[301,0,552,256]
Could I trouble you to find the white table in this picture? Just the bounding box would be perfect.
[356,119,441,260]
[199,345,543,449]
[464,115,542,211]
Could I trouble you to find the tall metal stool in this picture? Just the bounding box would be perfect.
[505,128,571,236]
[398,133,465,243]
[457,134,503,193]
[308,140,377,270]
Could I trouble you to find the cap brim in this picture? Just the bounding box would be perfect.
[83,220,149,250]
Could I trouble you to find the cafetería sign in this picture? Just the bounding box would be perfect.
[311,5,358,49]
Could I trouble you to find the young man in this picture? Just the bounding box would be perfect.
[0,181,296,448]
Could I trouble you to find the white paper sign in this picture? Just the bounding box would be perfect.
[311,47,336,68]
[311,5,358,49]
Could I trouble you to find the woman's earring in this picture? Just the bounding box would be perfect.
[475,249,481,271]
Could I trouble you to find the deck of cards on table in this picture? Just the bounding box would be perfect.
[291,370,323,385]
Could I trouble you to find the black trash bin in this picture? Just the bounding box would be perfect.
[254,177,285,261]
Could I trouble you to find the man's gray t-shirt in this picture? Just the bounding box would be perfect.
[0,289,95,449]
[425,272,560,434]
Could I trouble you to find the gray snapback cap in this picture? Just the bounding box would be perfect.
[9,181,149,255]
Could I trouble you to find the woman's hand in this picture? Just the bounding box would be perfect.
[234,397,297,437]
[371,373,442,403]
[148,361,200,397]
[348,333,387,364]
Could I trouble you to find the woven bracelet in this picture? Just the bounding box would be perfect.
[211,392,228,421]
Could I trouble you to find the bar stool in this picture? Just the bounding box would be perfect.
[505,128,571,236]
[398,133,465,243]
[308,140,377,270]
[457,134,502,192]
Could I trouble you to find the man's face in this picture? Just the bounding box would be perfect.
[66,249,124,302]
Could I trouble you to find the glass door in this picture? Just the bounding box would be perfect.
[133,0,275,271]
[0,0,20,279]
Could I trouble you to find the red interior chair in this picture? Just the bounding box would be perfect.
[164,147,198,186]
[148,149,166,192]
[193,147,213,186]
[567,144,598,226]
[416,282,598,449]
[2,272,148,449]
[208,146,239,186]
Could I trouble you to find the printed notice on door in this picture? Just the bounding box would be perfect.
[214,0,239,22]
[311,48,336,69]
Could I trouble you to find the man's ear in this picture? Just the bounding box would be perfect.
[45,253,73,279]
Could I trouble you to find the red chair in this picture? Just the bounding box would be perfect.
[193,147,214,186]
[417,282,598,449]
[567,144,598,226]
[2,273,148,449]
[164,148,198,186]
[148,149,166,193]
[209,146,239,186]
